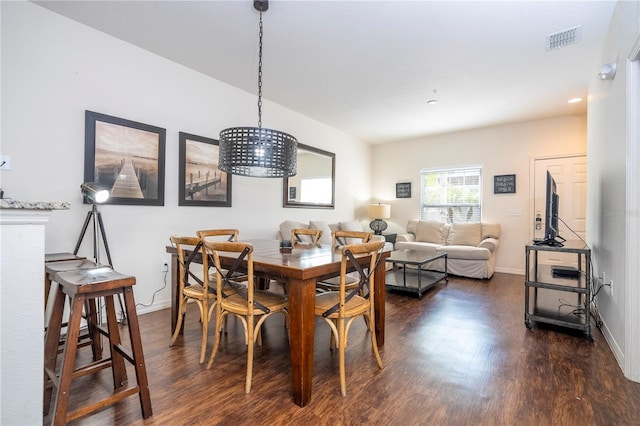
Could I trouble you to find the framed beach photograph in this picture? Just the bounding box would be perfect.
[84,110,166,206]
[178,132,232,207]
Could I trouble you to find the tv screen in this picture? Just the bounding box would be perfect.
[537,171,565,246]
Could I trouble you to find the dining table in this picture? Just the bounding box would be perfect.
[165,239,389,407]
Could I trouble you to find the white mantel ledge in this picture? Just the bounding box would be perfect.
[0,199,70,225]
[0,199,71,210]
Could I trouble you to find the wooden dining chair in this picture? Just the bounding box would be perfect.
[273,228,324,295]
[204,240,289,393]
[316,230,374,292]
[196,228,247,283]
[291,228,323,246]
[314,240,385,396]
[196,228,240,243]
[169,235,215,364]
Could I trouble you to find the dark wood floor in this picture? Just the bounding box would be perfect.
[47,272,640,425]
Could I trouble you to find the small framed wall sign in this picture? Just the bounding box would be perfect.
[396,182,412,198]
[494,174,516,194]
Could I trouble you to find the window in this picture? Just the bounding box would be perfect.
[420,166,482,223]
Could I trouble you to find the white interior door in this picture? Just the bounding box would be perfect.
[533,155,587,266]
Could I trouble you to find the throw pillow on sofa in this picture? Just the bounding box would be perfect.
[309,220,333,245]
[279,220,310,242]
[415,221,447,244]
[338,220,364,244]
[448,222,482,246]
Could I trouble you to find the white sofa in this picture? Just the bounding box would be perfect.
[395,220,501,279]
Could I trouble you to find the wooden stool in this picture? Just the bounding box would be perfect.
[44,253,86,306]
[43,267,152,425]
[44,259,104,360]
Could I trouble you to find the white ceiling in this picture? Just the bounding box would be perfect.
[34,0,617,144]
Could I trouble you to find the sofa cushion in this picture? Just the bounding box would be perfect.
[437,245,490,260]
[406,220,419,236]
[448,222,482,246]
[279,220,309,242]
[309,221,332,245]
[415,221,447,244]
[482,222,501,240]
[394,241,440,256]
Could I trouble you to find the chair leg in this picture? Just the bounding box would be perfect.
[206,310,226,369]
[245,315,255,394]
[338,318,347,397]
[170,296,187,346]
[368,312,383,369]
[199,315,208,364]
[256,325,262,347]
[199,300,209,364]
[330,320,337,349]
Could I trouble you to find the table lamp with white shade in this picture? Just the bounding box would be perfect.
[368,203,391,235]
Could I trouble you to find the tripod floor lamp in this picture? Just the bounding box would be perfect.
[73,182,125,322]
[73,182,112,266]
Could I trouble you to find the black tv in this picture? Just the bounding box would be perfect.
[536,171,565,246]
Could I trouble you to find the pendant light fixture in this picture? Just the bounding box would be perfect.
[218,0,298,178]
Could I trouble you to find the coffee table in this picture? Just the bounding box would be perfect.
[385,250,448,298]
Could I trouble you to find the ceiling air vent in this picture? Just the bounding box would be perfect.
[546,25,582,50]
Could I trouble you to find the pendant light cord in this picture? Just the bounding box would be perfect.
[257,9,263,130]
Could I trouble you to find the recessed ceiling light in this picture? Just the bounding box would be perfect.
[427,99,438,105]
[568,97,583,104]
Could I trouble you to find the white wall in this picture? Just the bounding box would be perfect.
[1,2,372,314]
[372,115,587,274]
[586,0,640,380]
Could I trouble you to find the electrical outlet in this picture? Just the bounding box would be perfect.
[161,261,169,272]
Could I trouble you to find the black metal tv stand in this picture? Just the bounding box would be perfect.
[524,240,592,340]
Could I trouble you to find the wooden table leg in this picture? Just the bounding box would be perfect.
[373,254,387,346]
[286,277,316,407]
[170,254,181,336]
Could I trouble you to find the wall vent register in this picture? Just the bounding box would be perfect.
[546,25,582,50]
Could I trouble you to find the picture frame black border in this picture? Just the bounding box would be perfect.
[84,110,166,206]
[396,182,412,198]
[178,132,232,207]
[493,174,516,194]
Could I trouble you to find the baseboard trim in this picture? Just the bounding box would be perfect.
[137,299,171,316]
[598,316,626,375]
[494,267,524,275]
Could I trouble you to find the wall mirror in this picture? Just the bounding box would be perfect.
[283,143,335,209]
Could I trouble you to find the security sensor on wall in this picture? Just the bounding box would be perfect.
[597,63,617,81]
